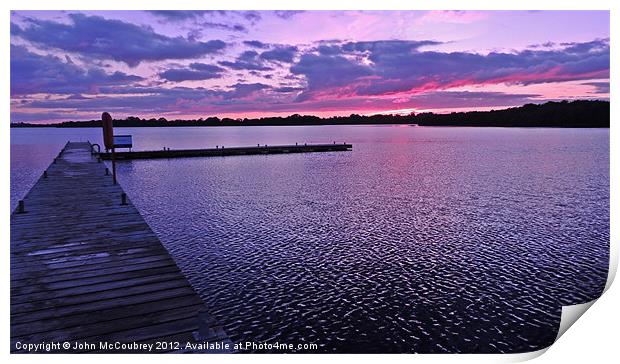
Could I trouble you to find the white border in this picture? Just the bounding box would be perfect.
[3,1,616,363]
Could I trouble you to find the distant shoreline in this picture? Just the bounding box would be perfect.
[11,100,610,129]
[9,124,612,130]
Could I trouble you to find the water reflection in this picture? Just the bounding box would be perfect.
[11,126,609,353]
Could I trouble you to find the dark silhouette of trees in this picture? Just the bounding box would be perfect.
[414,100,609,127]
[10,100,609,128]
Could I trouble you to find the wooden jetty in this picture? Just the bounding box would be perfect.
[10,142,232,353]
[99,143,352,160]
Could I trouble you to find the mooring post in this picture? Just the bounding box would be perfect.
[121,193,128,205]
[17,200,25,214]
[112,147,117,185]
[43,170,48,178]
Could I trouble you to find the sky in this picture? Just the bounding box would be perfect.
[10,10,610,123]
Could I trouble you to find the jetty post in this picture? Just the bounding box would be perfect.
[102,112,117,185]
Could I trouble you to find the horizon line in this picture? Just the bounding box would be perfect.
[10,99,609,126]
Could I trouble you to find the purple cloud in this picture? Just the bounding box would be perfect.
[159,63,225,82]
[11,14,226,67]
[290,54,372,98]
[11,111,81,123]
[10,45,143,95]
[243,11,262,24]
[260,46,298,63]
[583,81,609,94]
[19,82,276,117]
[273,86,305,93]
[291,39,610,99]
[147,10,214,21]
[317,45,342,56]
[200,21,247,33]
[219,50,273,71]
[244,40,269,49]
[274,11,305,19]
[227,83,270,99]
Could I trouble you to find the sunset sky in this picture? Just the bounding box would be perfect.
[10,10,610,123]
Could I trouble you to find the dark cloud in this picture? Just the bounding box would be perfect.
[11,111,81,123]
[147,10,214,21]
[147,11,264,34]
[243,40,269,49]
[290,54,372,98]
[159,62,225,82]
[244,11,261,21]
[201,21,247,33]
[583,81,610,94]
[10,44,144,96]
[228,83,270,99]
[273,86,305,93]
[219,50,273,71]
[274,11,305,19]
[23,87,210,111]
[259,46,298,63]
[314,40,441,57]
[404,91,542,109]
[149,11,247,33]
[528,41,556,49]
[11,14,227,66]
[317,45,341,55]
[20,82,274,116]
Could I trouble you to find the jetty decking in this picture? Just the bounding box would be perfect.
[10,142,231,353]
[99,143,352,160]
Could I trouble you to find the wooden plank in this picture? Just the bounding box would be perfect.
[11,253,174,280]
[11,240,167,263]
[11,270,191,316]
[11,295,202,337]
[10,142,231,353]
[11,256,176,284]
[11,271,187,304]
[11,287,199,325]
[11,264,181,296]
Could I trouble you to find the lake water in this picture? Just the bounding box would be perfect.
[10,126,609,353]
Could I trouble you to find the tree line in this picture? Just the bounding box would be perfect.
[11,100,609,128]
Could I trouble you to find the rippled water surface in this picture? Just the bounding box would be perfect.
[11,126,609,353]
